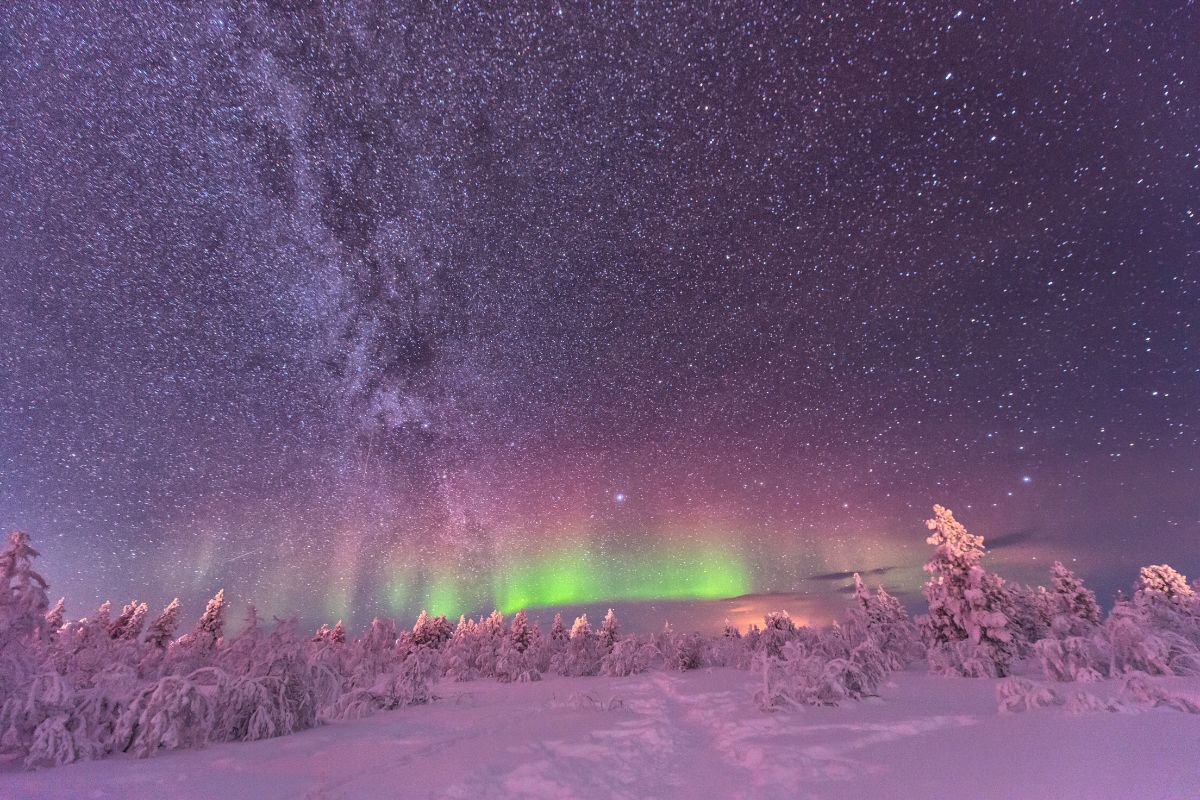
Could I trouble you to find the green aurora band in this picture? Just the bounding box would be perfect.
[491,540,751,614]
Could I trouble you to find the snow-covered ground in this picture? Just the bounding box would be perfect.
[2,667,1197,800]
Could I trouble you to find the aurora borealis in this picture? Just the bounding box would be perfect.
[1,2,1196,631]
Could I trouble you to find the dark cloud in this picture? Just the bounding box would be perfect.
[809,566,896,582]
[985,530,1037,551]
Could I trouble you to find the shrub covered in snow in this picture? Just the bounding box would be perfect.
[599,637,661,677]
[753,637,885,711]
[995,677,1062,713]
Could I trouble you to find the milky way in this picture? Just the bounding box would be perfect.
[1,1,1196,627]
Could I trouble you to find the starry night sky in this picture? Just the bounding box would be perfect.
[2,1,1197,629]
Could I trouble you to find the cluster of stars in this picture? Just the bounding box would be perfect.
[0,1,1195,623]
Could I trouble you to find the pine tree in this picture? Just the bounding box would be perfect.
[760,611,796,657]
[109,601,149,641]
[549,612,568,642]
[496,611,541,683]
[509,610,534,653]
[441,616,477,681]
[145,599,182,649]
[920,505,1016,677]
[195,589,226,645]
[553,614,600,676]
[599,608,619,653]
[1049,561,1101,632]
[1135,564,1194,607]
[412,611,453,649]
[44,597,65,640]
[0,531,50,700]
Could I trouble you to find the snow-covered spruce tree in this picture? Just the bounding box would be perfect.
[529,620,554,673]
[108,601,149,642]
[1049,561,1101,634]
[44,597,65,641]
[1118,564,1200,675]
[469,611,505,678]
[509,609,535,653]
[759,611,796,658]
[553,614,601,676]
[144,598,182,649]
[0,531,50,703]
[412,611,454,650]
[495,611,542,683]
[549,612,568,644]
[167,590,226,674]
[1007,584,1055,657]
[219,605,265,678]
[198,589,226,641]
[919,505,1016,677]
[846,574,923,669]
[542,611,569,668]
[1135,564,1196,609]
[599,608,619,654]
[441,616,477,681]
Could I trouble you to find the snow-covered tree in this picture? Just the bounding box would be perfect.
[188,589,226,649]
[919,505,1016,677]
[44,597,65,641]
[1007,584,1055,656]
[549,612,568,643]
[108,601,149,642]
[599,608,619,653]
[846,574,923,668]
[412,611,454,650]
[441,616,477,681]
[1135,564,1195,608]
[508,610,535,653]
[1048,561,1101,634]
[145,599,182,649]
[600,636,660,677]
[553,614,600,676]
[759,611,796,658]
[0,531,50,703]
[199,590,226,637]
[495,611,541,683]
[472,611,505,678]
[753,636,885,711]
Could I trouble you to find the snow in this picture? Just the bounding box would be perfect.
[3,667,1197,800]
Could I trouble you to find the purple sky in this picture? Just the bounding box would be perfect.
[1,1,1196,630]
